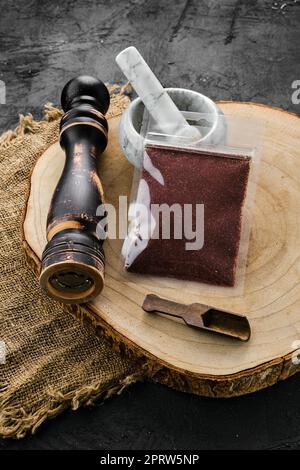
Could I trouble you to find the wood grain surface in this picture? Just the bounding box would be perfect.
[23,102,300,397]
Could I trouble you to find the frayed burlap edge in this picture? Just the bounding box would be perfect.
[0,83,146,440]
[0,372,143,439]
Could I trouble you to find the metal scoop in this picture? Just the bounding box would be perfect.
[142,294,251,342]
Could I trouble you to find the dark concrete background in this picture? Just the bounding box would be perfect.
[0,0,300,450]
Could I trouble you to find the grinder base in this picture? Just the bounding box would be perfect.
[40,230,105,303]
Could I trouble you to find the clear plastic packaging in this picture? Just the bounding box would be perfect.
[122,112,262,296]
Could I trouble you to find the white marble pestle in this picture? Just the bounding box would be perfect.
[115,46,200,141]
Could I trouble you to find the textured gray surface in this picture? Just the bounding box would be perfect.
[1,0,300,450]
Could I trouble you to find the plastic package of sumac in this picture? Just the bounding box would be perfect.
[122,112,263,296]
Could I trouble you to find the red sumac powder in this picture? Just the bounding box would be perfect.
[127,144,251,287]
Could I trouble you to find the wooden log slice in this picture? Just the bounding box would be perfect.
[23,103,300,397]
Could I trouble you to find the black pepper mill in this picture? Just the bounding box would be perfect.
[40,76,110,303]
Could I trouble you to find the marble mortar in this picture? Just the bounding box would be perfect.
[119,87,226,168]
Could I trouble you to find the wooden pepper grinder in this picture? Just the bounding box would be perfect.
[40,75,110,303]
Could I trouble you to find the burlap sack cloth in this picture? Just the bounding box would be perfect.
[0,86,143,439]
